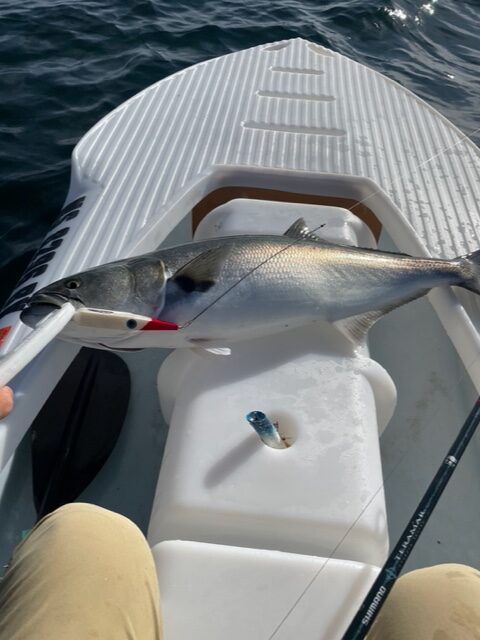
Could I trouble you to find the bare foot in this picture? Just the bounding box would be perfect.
[0,387,13,419]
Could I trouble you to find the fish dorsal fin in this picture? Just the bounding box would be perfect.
[284,218,326,243]
[172,246,230,293]
[334,290,428,344]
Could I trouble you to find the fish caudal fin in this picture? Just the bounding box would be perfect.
[456,250,480,295]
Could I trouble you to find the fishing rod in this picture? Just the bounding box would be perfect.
[342,396,480,640]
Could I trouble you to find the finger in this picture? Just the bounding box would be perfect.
[0,386,14,420]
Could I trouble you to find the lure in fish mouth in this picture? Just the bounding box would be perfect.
[20,291,80,326]
[19,218,480,348]
[20,255,170,329]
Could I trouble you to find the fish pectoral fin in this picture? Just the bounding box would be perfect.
[202,347,232,356]
[334,290,428,344]
[333,310,386,344]
[191,346,232,357]
[188,338,232,356]
[284,218,327,243]
[171,246,231,293]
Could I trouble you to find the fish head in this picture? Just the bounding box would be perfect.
[20,256,169,328]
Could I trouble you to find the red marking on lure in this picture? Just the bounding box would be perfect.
[142,319,178,331]
[0,326,12,346]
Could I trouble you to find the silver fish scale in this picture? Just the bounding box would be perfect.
[158,237,462,335]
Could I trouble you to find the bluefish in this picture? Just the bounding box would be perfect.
[20,219,480,348]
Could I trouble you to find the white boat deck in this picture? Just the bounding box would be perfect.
[0,38,480,639]
[2,37,480,465]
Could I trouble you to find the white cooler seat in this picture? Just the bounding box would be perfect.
[148,200,395,566]
[152,540,380,640]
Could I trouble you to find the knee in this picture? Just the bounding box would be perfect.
[396,562,480,590]
[47,502,137,531]
[367,563,480,640]
[31,503,146,551]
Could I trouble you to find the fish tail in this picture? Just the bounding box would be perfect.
[456,250,480,294]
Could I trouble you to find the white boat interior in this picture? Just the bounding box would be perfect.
[1,38,479,639]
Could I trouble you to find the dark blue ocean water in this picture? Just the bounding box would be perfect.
[0,0,479,305]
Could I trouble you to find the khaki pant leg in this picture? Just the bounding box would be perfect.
[0,503,163,640]
[367,563,480,640]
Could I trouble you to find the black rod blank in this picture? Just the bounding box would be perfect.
[342,398,480,640]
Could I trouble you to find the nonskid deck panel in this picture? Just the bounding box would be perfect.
[75,38,480,260]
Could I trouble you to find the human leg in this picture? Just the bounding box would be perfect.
[0,503,163,640]
[367,563,480,640]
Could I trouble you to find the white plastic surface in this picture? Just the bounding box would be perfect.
[149,201,394,566]
[194,199,376,249]
[149,327,391,566]
[152,540,380,640]
[0,303,74,387]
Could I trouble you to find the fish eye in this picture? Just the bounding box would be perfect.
[65,279,81,290]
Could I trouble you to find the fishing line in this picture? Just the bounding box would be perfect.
[179,223,327,329]
[347,124,480,214]
[343,393,480,639]
[178,122,480,637]
[263,128,480,637]
[265,352,475,640]
[267,359,473,639]
[1,50,478,638]
[182,123,480,329]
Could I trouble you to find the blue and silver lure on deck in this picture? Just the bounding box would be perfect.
[246,411,288,450]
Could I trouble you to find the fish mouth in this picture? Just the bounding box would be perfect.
[20,292,83,328]
[30,292,70,308]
